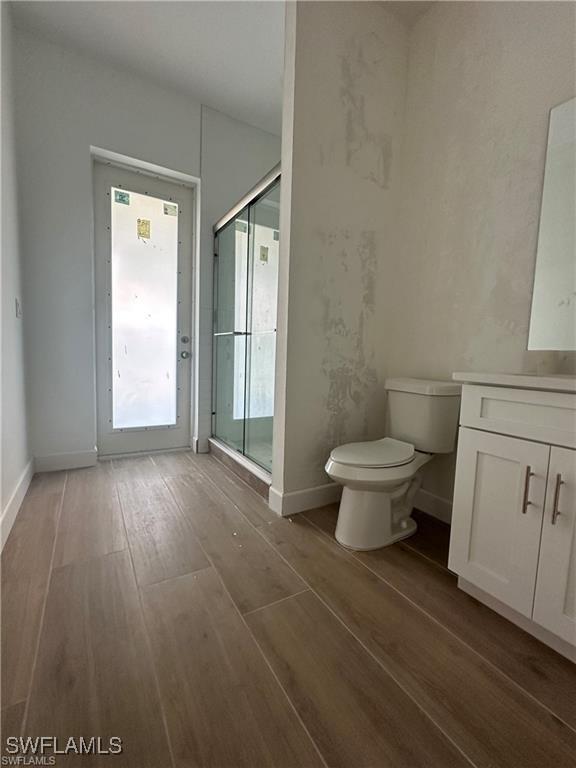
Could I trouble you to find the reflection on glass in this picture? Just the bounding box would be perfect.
[212,210,249,451]
[528,97,576,350]
[213,335,246,453]
[111,187,178,428]
[245,180,280,471]
[212,177,280,473]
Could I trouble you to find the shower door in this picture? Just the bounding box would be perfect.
[212,174,280,472]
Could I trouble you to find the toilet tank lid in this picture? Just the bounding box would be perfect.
[385,378,462,396]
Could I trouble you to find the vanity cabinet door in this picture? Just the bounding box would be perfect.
[448,428,549,617]
[533,447,576,644]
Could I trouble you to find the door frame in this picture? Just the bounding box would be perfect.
[91,147,201,457]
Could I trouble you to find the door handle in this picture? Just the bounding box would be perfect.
[551,473,564,525]
[522,466,535,514]
[213,331,251,337]
[180,351,191,359]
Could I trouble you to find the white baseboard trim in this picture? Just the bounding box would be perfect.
[269,483,450,522]
[415,488,452,524]
[193,435,209,454]
[99,447,191,461]
[1,459,34,551]
[269,482,342,517]
[34,449,98,473]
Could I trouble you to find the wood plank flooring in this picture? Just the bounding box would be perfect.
[25,551,170,766]
[305,505,576,729]
[2,451,576,768]
[141,569,322,768]
[118,478,209,587]
[246,590,467,768]
[53,465,126,569]
[166,474,305,613]
[2,489,62,707]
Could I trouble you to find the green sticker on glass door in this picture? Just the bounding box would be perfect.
[114,190,130,205]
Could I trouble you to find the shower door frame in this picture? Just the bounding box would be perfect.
[211,164,281,473]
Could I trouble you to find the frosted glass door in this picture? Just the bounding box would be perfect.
[94,162,193,455]
[111,187,178,429]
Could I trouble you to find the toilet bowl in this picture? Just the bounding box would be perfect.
[325,378,461,550]
[325,438,433,550]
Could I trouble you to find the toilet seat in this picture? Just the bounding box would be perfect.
[330,437,415,468]
[325,449,432,491]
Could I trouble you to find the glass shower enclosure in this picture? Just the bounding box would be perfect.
[212,168,280,472]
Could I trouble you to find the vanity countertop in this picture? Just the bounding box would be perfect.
[452,371,576,394]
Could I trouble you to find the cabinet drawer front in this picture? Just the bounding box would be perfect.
[449,428,549,617]
[461,385,576,448]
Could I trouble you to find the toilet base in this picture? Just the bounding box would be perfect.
[334,486,418,551]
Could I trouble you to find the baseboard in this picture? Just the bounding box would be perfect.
[34,448,98,473]
[1,459,34,551]
[193,435,209,454]
[415,488,452,524]
[99,447,191,461]
[269,482,342,517]
[459,578,576,663]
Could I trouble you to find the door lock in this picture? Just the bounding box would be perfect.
[181,335,190,343]
[180,351,191,359]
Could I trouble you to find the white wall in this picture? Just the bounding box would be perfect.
[13,30,280,468]
[379,0,575,507]
[274,0,575,515]
[272,1,408,507]
[195,107,280,452]
[1,4,31,543]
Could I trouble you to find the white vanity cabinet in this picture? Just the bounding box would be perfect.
[533,446,576,643]
[449,428,550,617]
[449,374,576,658]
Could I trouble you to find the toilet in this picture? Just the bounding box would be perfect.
[325,378,461,550]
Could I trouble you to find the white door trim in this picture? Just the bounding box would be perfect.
[91,147,201,451]
[90,147,201,189]
[93,160,196,456]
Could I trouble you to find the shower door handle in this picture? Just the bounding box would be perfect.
[213,331,251,337]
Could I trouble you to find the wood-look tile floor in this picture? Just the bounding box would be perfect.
[2,452,576,767]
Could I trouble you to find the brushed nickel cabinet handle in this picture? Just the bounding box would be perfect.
[522,466,535,514]
[551,473,564,525]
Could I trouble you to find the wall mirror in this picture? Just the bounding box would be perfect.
[528,97,575,350]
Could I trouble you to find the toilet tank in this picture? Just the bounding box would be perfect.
[385,378,461,453]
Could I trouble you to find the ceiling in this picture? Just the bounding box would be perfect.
[11,1,286,136]
[12,1,435,137]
